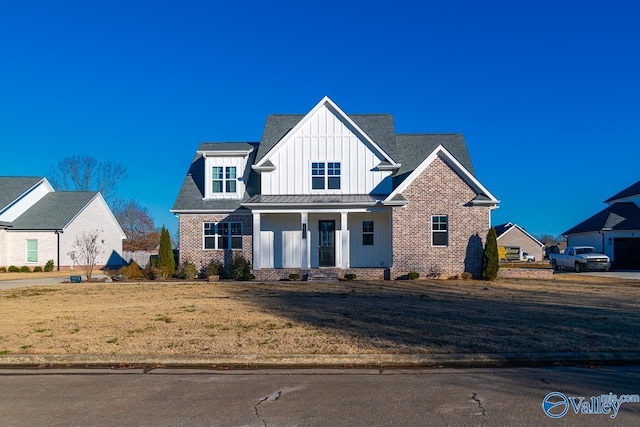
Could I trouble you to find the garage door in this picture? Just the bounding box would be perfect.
[614,238,640,270]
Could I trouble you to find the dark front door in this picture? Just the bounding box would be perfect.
[318,220,335,267]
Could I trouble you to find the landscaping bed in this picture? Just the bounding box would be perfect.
[0,277,639,356]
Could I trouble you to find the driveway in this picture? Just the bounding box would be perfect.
[583,271,640,280]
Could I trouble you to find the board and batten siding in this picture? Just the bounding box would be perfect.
[260,105,392,196]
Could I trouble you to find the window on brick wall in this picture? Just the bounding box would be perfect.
[431,215,448,246]
[204,222,242,249]
[26,239,38,263]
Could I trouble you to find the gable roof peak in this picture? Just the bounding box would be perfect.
[605,179,640,204]
[254,96,397,168]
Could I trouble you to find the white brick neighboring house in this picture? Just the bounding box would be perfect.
[0,176,126,270]
[172,97,499,279]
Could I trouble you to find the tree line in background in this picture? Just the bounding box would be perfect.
[50,155,162,252]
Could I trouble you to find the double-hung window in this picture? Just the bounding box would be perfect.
[212,166,237,193]
[311,162,340,190]
[362,221,374,245]
[26,239,38,263]
[204,222,242,249]
[432,215,448,246]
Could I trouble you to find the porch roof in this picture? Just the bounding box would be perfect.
[243,194,384,207]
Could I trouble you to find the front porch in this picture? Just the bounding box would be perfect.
[250,208,392,272]
[252,267,390,281]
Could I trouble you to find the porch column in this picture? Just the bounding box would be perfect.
[341,211,349,269]
[252,212,261,270]
[300,212,309,269]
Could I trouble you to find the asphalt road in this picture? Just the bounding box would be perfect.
[1,366,639,426]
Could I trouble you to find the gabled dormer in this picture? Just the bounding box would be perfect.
[252,96,400,196]
[197,143,255,200]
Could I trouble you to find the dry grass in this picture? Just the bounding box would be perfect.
[0,277,639,355]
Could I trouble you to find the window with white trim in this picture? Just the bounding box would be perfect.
[212,166,237,193]
[204,222,242,249]
[432,215,448,246]
[311,162,340,190]
[362,221,374,245]
[26,239,38,263]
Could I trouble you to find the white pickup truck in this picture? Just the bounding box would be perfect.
[549,246,610,272]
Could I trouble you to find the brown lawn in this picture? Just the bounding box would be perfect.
[0,276,639,355]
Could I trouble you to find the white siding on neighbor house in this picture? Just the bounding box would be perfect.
[568,230,640,261]
[59,196,124,269]
[348,212,392,268]
[567,232,605,254]
[0,180,52,222]
[2,231,57,267]
[260,104,392,196]
[203,155,250,200]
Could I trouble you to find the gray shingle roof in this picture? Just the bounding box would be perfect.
[197,142,256,152]
[493,222,514,238]
[0,176,44,212]
[564,202,640,234]
[175,107,478,211]
[605,180,640,203]
[10,192,97,230]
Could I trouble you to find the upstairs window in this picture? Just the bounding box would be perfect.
[432,215,448,246]
[204,222,242,249]
[362,221,374,245]
[212,166,237,193]
[311,162,340,190]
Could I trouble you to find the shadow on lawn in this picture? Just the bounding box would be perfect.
[230,281,640,354]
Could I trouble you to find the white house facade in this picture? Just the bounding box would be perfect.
[0,177,125,270]
[172,97,499,280]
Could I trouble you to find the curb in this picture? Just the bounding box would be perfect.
[1,352,640,369]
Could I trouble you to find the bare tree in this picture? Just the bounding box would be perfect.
[112,199,159,251]
[73,230,104,280]
[49,155,127,204]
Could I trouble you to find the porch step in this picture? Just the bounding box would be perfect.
[307,271,340,282]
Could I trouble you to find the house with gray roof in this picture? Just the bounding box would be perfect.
[0,177,125,271]
[564,179,640,270]
[494,222,545,262]
[172,97,499,279]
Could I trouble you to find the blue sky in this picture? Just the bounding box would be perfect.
[1,1,639,238]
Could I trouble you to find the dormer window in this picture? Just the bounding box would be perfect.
[311,162,340,190]
[212,166,237,193]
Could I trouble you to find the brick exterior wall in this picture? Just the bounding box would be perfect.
[391,156,491,279]
[178,213,253,270]
[497,227,544,262]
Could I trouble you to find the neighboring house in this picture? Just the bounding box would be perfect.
[494,222,545,261]
[172,97,499,280]
[0,177,126,270]
[564,179,640,270]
